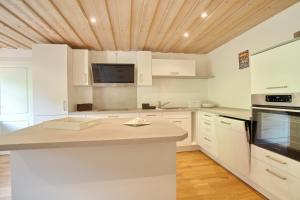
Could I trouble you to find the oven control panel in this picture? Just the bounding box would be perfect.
[265,95,292,103]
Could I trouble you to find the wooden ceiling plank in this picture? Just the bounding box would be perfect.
[144,0,186,51]
[188,0,274,53]
[0,32,28,48]
[50,0,101,50]
[0,20,35,48]
[161,0,224,52]
[173,0,249,52]
[200,0,299,53]
[106,0,132,50]
[0,0,64,44]
[76,0,103,50]
[23,0,85,48]
[0,40,16,49]
[130,0,160,50]
[0,4,50,43]
[78,0,116,50]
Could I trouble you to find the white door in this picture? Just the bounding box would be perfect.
[137,51,152,86]
[0,68,28,114]
[251,40,300,94]
[32,44,68,115]
[73,49,90,86]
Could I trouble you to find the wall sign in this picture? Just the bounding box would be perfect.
[238,50,249,69]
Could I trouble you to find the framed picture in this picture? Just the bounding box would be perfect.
[239,50,249,69]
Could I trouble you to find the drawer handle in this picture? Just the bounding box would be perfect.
[266,155,287,165]
[204,114,211,117]
[221,121,231,125]
[266,86,288,90]
[146,114,156,117]
[265,169,287,180]
[172,121,181,123]
[108,115,118,118]
[204,137,211,142]
[204,122,211,125]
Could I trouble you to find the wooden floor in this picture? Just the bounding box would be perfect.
[0,151,266,200]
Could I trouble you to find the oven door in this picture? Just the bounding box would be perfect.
[252,106,300,161]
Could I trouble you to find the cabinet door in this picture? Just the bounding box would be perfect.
[152,59,195,76]
[116,51,136,64]
[137,51,152,86]
[251,40,300,94]
[0,68,28,114]
[32,44,68,115]
[73,49,90,86]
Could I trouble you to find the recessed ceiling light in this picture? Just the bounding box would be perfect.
[90,17,96,23]
[201,12,208,18]
[183,32,189,38]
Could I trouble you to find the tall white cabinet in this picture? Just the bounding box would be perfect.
[137,51,152,86]
[32,44,73,123]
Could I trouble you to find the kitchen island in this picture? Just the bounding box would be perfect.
[0,118,187,200]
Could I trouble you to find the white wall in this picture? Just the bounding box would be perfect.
[137,52,209,108]
[207,2,300,109]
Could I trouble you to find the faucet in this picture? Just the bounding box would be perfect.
[157,101,171,109]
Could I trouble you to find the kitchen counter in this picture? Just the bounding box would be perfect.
[0,118,187,151]
[69,107,251,120]
[3,118,184,200]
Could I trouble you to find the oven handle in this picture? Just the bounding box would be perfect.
[252,106,300,113]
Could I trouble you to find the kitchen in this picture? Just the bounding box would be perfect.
[0,0,300,200]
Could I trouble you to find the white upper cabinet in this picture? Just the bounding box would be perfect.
[0,68,28,114]
[152,59,196,77]
[72,49,90,86]
[116,51,136,64]
[251,39,300,94]
[137,51,152,86]
[32,44,71,115]
[90,51,136,64]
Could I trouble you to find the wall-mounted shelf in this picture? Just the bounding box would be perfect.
[152,75,215,79]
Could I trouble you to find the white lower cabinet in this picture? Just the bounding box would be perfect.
[251,145,300,200]
[197,112,218,157]
[85,113,139,119]
[163,112,191,147]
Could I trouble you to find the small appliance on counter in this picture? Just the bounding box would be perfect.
[142,103,156,110]
[77,103,93,111]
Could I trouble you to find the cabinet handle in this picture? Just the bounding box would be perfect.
[172,120,181,123]
[204,114,211,117]
[266,86,288,90]
[266,155,287,165]
[146,114,156,117]
[221,121,231,125]
[170,72,179,75]
[204,122,211,125]
[204,137,211,142]
[108,115,119,118]
[265,169,287,180]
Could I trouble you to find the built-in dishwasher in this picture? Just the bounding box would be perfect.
[216,116,251,177]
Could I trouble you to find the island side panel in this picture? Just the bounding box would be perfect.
[10,142,176,200]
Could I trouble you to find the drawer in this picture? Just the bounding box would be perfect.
[198,118,216,139]
[198,112,217,121]
[139,112,162,119]
[200,135,218,157]
[251,158,300,200]
[216,116,245,132]
[251,145,300,178]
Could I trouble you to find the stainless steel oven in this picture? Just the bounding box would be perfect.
[252,93,300,161]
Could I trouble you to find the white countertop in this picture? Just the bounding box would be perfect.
[70,107,251,120]
[0,118,187,151]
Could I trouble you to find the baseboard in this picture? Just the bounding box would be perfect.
[176,144,199,152]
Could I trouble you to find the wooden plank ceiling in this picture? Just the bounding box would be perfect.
[0,0,298,53]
